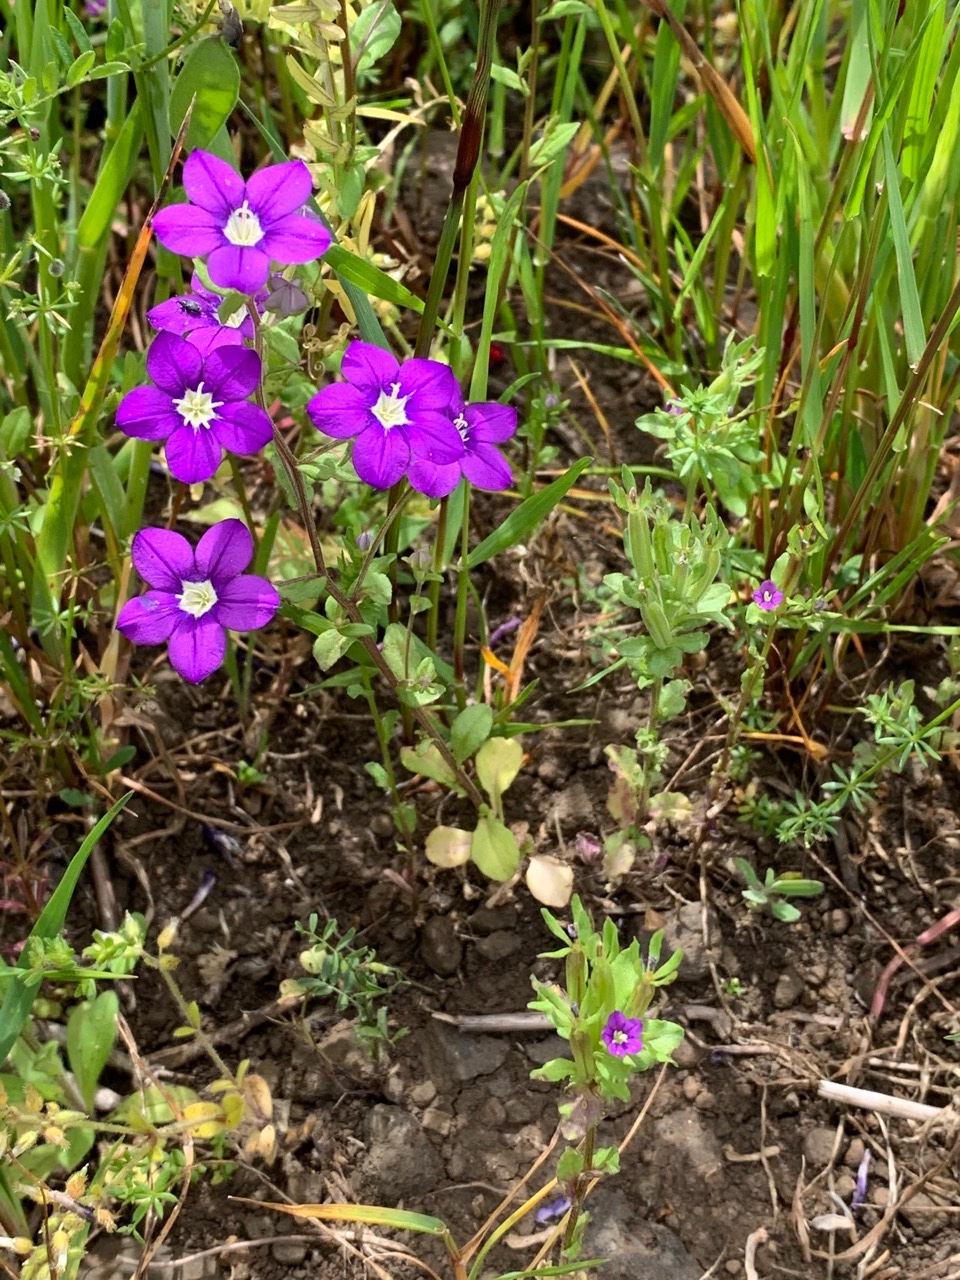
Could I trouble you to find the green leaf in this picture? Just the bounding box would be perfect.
[556,1147,584,1181]
[353,0,402,73]
[169,37,240,152]
[471,814,520,881]
[66,990,119,1111]
[450,703,493,765]
[0,795,131,1064]
[467,458,592,568]
[475,736,524,806]
[530,1056,577,1083]
[313,628,353,671]
[66,49,96,88]
[324,244,425,314]
[63,7,93,54]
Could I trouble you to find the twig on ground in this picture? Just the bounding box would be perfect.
[743,1226,768,1280]
[818,1080,942,1122]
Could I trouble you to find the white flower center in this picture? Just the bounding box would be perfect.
[371,381,410,430]
[455,413,471,443]
[223,200,264,248]
[612,1029,628,1045]
[177,578,218,619]
[173,381,223,430]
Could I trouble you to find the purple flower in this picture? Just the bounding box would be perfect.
[116,332,272,484]
[117,519,280,684]
[601,1011,643,1057]
[752,579,784,611]
[148,272,258,356]
[85,0,106,14]
[306,341,464,490]
[407,389,517,499]
[152,151,331,295]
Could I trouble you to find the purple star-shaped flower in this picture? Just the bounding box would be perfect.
[147,272,259,356]
[306,341,464,490]
[407,389,517,498]
[601,1011,643,1057]
[116,332,272,484]
[116,519,280,684]
[152,151,331,295]
[752,579,784,611]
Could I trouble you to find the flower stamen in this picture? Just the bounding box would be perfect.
[177,579,218,619]
[173,381,224,430]
[371,381,410,430]
[223,200,265,248]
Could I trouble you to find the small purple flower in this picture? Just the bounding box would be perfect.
[116,332,272,484]
[306,341,464,490]
[752,579,784,611]
[85,0,106,14]
[601,1011,643,1057]
[117,519,280,684]
[152,151,330,295]
[263,272,310,318]
[535,1195,573,1226]
[147,272,258,356]
[407,389,517,499]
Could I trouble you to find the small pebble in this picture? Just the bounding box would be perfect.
[409,1081,437,1107]
[271,1240,308,1264]
[370,812,394,838]
[834,1173,856,1199]
[475,930,521,962]
[725,1261,743,1275]
[420,915,462,976]
[681,1075,701,1101]
[694,1090,716,1112]
[802,1125,839,1168]
[773,969,805,1009]
[844,1138,865,1169]
[825,908,851,936]
[421,1106,452,1136]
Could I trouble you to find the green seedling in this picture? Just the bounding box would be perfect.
[734,858,824,924]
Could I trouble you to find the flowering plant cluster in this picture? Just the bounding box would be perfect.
[527,897,683,1254]
[116,150,518,684]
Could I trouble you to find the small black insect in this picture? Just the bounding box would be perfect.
[179,299,204,317]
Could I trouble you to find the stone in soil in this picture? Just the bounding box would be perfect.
[421,1018,510,1081]
[585,1188,704,1280]
[657,902,720,982]
[359,1104,444,1201]
[802,1125,840,1168]
[420,914,462,975]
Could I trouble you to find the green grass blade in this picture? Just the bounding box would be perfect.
[467,458,593,568]
[0,793,131,1065]
[882,130,925,368]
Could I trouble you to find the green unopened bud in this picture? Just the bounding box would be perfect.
[641,600,673,650]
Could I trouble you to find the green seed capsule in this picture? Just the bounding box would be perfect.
[641,599,673,649]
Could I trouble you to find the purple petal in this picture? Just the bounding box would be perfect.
[146,331,203,394]
[187,327,246,356]
[464,402,517,443]
[406,411,465,465]
[245,160,313,223]
[115,386,181,441]
[341,342,399,394]
[215,573,280,630]
[306,383,371,439]
[116,591,181,645]
[152,204,225,257]
[351,425,410,489]
[259,214,331,265]
[129,527,194,590]
[407,457,461,498]
[462,442,512,490]
[167,616,227,683]
[164,424,224,484]
[400,358,459,411]
[148,295,216,337]
[182,150,245,219]
[207,244,271,294]
[194,518,253,583]
[213,401,273,455]
[202,345,261,402]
